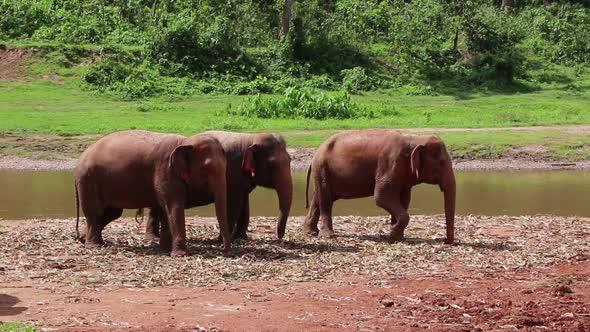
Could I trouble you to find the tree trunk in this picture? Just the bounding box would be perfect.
[502,0,513,12]
[278,0,294,39]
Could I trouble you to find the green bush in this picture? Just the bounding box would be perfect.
[4,0,590,97]
[531,4,590,65]
[306,74,338,90]
[230,87,373,120]
[195,81,217,94]
[463,6,527,83]
[83,56,133,88]
[341,67,375,93]
[399,84,437,96]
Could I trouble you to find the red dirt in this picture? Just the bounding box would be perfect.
[0,46,28,81]
[2,261,589,331]
[1,214,589,331]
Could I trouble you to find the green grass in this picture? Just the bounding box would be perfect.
[1,79,589,137]
[0,48,589,161]
[0,322,36,332]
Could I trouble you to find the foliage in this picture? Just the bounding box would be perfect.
[528,3,590,64]
[341,67,375,93]
[229,87,372,120]
[1,0,590,99]
[0,322,36,332]
[462,5,527,83]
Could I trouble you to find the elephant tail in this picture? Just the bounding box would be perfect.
[305,164,311,209]
[74,181,80,241]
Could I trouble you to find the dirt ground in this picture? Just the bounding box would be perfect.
[0,46,28,82]
[1,215,589,331]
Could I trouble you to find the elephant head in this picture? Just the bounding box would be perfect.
[410,136,456,244]
[170,135,231,252]
[241,133,293,239]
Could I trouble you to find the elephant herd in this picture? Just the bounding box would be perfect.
[74,129,456,257]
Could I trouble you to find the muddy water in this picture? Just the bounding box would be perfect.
[0,170,589,220]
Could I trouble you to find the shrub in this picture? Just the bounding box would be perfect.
[531,4,590,65]
[195,82,217,94]
[83,56,133,88]
[230,87,373,120]
[306,74,338,90]
[463,6,526,83]
[341,67,375,93]
[399,84,437,96]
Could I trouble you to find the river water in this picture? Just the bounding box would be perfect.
[0,170,589,219]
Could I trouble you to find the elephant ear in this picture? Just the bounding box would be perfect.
[242,144,257,177]
[410,144,425,180]
[169,145,193,182]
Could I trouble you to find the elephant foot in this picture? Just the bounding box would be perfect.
[84,240,105,249]
[318,229,335,238]
[144,233,159,243]
[232,232,248,241]
[388,232,404,243]
[77,234,86,244]
[170,249,188,257]
[159,238,172,253]
[302,226,319,237]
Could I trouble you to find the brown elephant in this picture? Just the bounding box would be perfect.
[74,130,231,257]
[145,131,293,241]
[302,129,456,244]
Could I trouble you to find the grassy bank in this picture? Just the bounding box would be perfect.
[1,128,589,162]
[1,78,589,136]
[1,45,589,162]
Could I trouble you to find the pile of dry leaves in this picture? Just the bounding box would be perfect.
[0,215,588,288]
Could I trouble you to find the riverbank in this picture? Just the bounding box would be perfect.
[1,215,589,330]
[1,148,590,171]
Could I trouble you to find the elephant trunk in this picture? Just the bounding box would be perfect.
[274,167,293,239]
[211,168,231,252]
[442,168,456,245]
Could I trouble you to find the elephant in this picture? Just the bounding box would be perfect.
[302,129,456,244]
[144,131,293,241]
[74,130,231,257]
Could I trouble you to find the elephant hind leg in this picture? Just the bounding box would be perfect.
[84,207,122,248]
[103,207,123,227]
[233,195,250,241]
[145,207,165,242]
[302,192,320,236]
[315,169,335,238]
[84,213,105,248]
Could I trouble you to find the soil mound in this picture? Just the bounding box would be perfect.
[0,46,28,81]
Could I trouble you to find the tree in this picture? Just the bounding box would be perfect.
[278,0,294,39]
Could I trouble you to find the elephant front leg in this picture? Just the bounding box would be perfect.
[375,187,410,243]
[164,204,188,257]
[302,193,320,236]
[389,189,411,226]
[389,208,410,243]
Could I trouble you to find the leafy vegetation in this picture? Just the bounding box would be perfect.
[229,87,371,120]
[1,76,589,137]
[0,322,36,332]
[1,0,589,99]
